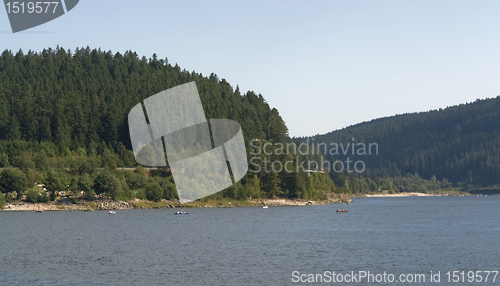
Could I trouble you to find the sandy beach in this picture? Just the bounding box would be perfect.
[363,192,451,197]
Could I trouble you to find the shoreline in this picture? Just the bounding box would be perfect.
[3,192,485,211]
[360,192,465,197]
[1,195,352,212]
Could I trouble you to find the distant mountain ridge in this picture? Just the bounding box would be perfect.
[302,96,500,187]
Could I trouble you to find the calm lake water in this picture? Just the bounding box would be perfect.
[1,196,499,285]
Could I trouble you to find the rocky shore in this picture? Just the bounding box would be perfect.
[1,198,175,211]
[2,194,352,211]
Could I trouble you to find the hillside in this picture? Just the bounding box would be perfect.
[300,97,500,189]
[0,47,338,206]
[0,47,288,150]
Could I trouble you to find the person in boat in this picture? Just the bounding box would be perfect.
[180,210,185,214]
[87,205,91,211]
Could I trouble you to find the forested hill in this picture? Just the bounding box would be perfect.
[0,47,338,204]
[0,47,288,151]
[301,97,500,188]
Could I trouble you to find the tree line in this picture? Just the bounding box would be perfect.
[0,47,337,205]
[296,96,500,194]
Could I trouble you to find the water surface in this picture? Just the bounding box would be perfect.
[1,196,499,285]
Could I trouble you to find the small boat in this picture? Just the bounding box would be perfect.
[336,209,348,213]
[81,209,93,212]
[36,210,43,213]
[174,211,188,215]
[108,211,116,214]
[262,206,268,209]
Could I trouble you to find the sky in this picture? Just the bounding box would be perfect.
[1,0,500,137]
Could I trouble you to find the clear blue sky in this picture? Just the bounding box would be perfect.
[1,0,499,137]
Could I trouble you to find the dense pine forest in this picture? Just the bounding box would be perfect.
[297,97,500,194]
[0,47,339,207]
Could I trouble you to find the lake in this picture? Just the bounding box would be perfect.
[1,196,499,285]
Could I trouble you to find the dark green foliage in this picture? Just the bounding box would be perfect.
[0,47,287,151]
[0,168,28,197]
[116,187,136,201]
[78,173,94,199]
[93,172,114,195]
[157,179,177,200]
[247,139,337,200]
[93,171,122,199]
[45,171,64,201]
[25,189,39,203]
[116,142,135,167]
[105,177,123,200]
[0,47,338,201]
[77,157,98,175]
[13,152,35,172]
[243,175,263,199]
[85,190,95,201]
[104,159,117,170]
[34,151,49,171]
[0,153,9,167]
[222,183,246,200]
[26,169,36,186]
[25,188,48,203]
[145,181,163,202]
[0,192,5,209]
[38,191,49,203]
[135,189,147,200]
[296,97,500,191]
[122,169,143,190]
